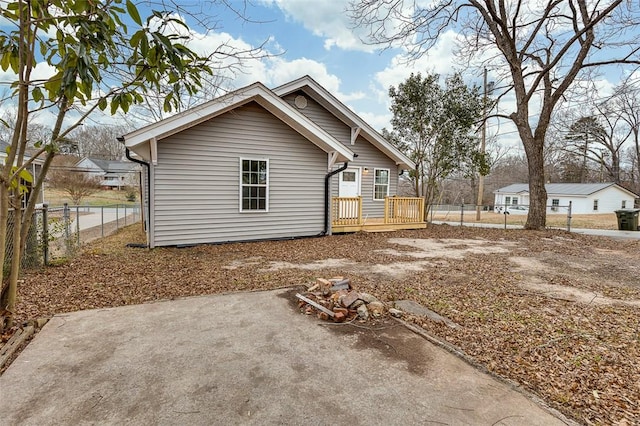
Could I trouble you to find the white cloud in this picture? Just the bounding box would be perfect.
[259,0,375,52]
[371,29,461,107]
[358,111,392,132]
[30,62,57,82]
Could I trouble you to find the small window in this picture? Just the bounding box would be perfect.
[374,169,390,200]
[551,199,559,211]
[342,171,356,182]
[512,197,518,206]
[593,199,599,211]
[240,159,268,212]
[505,196,511,205]
[622,200,627,209]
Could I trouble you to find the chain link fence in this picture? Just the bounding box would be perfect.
[429,202,574,230]
[3,203,141,276]
[3,208,45,277]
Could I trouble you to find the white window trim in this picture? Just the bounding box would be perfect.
[239,157,269,213]
[373,168,390,201]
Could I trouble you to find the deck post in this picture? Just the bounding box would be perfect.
[384,197,389,224]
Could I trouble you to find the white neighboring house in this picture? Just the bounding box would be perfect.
[75,157,139,190]
[494,183,639,214]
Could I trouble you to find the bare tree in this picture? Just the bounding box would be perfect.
[48,156,102,205]
[350,0,640,229]
[607,79,640,190]
[67,125,133,160]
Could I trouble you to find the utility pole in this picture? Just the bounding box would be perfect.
[476,68,488,221]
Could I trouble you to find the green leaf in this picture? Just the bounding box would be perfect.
[110,94,120,115]
[32,86,43,102]
[19,168,33,183]
[126,0,143,26]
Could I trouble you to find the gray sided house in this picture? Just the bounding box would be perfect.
[494,183,639,214]
[75,157,139,190]
[121,76,424,248]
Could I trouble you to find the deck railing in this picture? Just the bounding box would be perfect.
[384,196,425,223]
[331,196,424,226]
[331,196,362,226]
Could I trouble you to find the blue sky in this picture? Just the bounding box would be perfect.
[141,0,635,151]
[139,0,471,132]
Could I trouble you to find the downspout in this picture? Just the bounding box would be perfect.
[323,161,350,235]
[120,140,150,233]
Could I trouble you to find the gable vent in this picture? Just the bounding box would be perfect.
[294,95,308,109]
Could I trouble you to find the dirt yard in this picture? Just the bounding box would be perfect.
[8,224,640,424]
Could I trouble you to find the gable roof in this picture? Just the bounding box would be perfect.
[76,157,137,173]
[273,75,415,170]
[496,183,639,197]
[121,82,354,164]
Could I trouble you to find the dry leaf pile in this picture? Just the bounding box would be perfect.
[4,223,640,424]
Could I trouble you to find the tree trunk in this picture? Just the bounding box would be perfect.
[1,200,22,330]
[523,135,547,230]
[0,186,9,330]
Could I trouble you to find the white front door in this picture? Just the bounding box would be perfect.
[338,168,360,219]
[339,168,360,197]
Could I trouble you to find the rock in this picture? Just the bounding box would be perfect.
[340,291,361,308]
[394,300,461,329]
[351,299,365,308]
[368,301,385,318]
[332,289,349,303]
[359,293,379,304]
[388,308,402,318]
[333,311,347,322]
[357,304,369,320]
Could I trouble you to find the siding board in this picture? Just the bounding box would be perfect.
[152,102,327,246]
[282,92,399,218]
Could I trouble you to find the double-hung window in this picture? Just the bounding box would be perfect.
[240,159,268,212]
[374,169,390,200]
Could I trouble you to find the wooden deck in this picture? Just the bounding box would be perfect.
[331,196,427,233]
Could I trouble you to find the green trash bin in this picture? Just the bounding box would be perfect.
[614,209,640,231]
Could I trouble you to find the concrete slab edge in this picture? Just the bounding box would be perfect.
[395,318,580,426]
[0,326,35,371]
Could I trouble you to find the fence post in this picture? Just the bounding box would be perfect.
[567,201,572,232]
[504,206,509,230]
[63,203,70,255]
[76,205,80,245]
[124,204,127,226]
[116,204,119,229]
[101,206,104,238]
[42,204,49,266]
[460,200,464,226]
